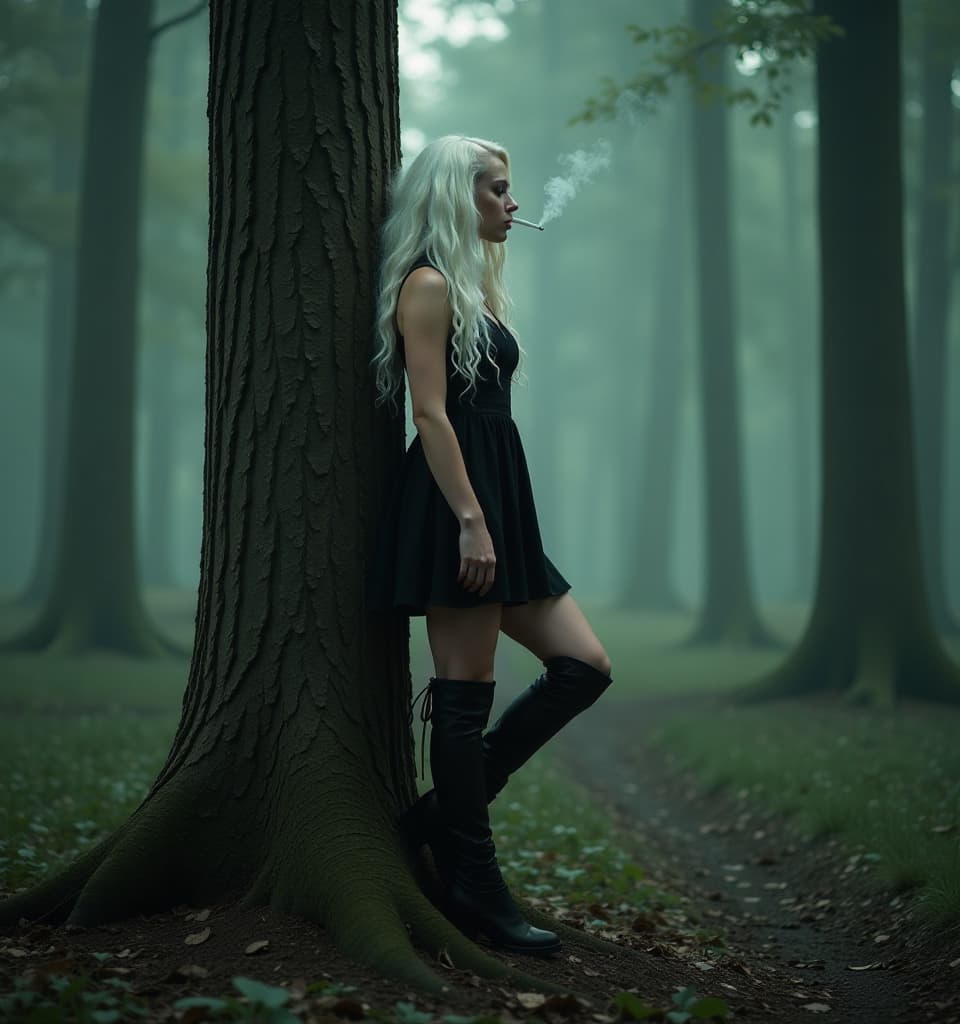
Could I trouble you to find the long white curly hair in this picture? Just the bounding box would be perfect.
[372,135,515,408]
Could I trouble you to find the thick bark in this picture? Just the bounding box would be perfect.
[0,0,578,991]
[911,14,958,634]
[620,109,686,612]
[5,0,171,654]
[742,0,960,706]
[17,0,87,606]
[685,0,775,646]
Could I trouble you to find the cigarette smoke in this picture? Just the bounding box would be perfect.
[539,139,613,226]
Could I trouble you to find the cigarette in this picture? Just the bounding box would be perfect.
[512,217,544,231]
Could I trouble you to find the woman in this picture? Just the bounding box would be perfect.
[369,136,612,956]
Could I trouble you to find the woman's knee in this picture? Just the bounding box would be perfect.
[581,648,612,680]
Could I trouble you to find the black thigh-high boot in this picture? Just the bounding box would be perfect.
[482,655,612,800]
[402,657,611,873]
[428,677,560,955]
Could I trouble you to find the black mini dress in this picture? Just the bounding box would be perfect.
[367,256,570,616]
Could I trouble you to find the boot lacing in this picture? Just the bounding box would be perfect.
[409,680,434,779]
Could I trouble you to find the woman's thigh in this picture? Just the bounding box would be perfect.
[425,603,502,681]
[500,594,611,675]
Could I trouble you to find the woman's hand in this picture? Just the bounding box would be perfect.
[458,518,496,596]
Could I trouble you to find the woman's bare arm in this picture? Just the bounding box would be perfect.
[399,268,495,595]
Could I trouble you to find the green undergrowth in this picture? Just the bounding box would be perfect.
[0,712,178,891]
[491,754,666,917]
[0,969,728,1024]
[0,652,188,713]
[652,699,960,923]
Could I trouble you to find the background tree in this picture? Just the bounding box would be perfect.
[619,101,688,613]
[684,0,772,646]
[743,0,960,704]
[0,0,88,607]
[910,1,960,636]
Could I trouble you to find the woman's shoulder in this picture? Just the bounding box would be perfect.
[397,261,451,341]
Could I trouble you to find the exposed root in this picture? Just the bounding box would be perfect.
[0,601,183,658]
[0,837,116,926]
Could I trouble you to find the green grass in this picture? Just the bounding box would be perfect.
[492,753,664,913]
[651,699,960,923]
[0,712,178,891]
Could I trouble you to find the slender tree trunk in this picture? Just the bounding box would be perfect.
[142,343,177,587]
[528,4,567,558]
[17,0,87,606]
[778,94,817,606]
[685,0,774,645]
[911,13,958,634]
[5,0,172,654]
[621,108,686,612]
[743,0,960,706]
[0,0,567,992]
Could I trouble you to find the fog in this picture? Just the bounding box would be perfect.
[1,0,958,639]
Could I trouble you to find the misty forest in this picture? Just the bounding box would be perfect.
[1,0,959,1021]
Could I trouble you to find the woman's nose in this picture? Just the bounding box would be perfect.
[506,194,518,212]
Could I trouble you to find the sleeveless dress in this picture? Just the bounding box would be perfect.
[367,256,570,615]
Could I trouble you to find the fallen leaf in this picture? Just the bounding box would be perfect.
[4,948,29,958]
[873,934,891,944]
[950,957,960,969]
[847,962,885,972]
[186,908,211,922]
[184,927,211,946]
[437,948,455,969]
[790,960,826,970]
[516,992,547,1010]
[803,1004,831,1013]
[174,965,209,980]
[244,939,269,955]
[631,914,658,933]
[694,961,715,971]
[930,824,956,834]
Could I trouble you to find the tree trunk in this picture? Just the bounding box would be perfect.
[685,0,774,645]
[778,92,817,606]
[620,106,687,612]
[0,0,569,992]
[911,12,958,634]
[742,0,960,706]
[5,0,171,654]
[141,342,177,587]
[17,0,87,606]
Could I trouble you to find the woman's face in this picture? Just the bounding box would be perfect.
[474,155,519,243]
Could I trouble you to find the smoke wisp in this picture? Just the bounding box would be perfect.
[539,139,613,226]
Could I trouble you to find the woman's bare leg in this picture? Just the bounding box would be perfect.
[501,593,611,675]
[425,602,502,681]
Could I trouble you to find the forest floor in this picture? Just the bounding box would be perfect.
[2,690,960,1023]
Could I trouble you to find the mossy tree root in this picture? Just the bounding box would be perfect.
[0,600,180,658]
[735,625,960,707]
[0,784,568,994]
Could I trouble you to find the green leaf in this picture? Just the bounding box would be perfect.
[672,988,698,1009]
[174,996,229,1011]
[614,992,659,1020]
[692,997,730,1019]
[395,1000,433,1024]
[90,1011,122,1023]
[233,976,290,1009]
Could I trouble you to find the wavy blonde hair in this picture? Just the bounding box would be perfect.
[372,135,515,408]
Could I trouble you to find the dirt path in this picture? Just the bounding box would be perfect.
[557,692,960,1024]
